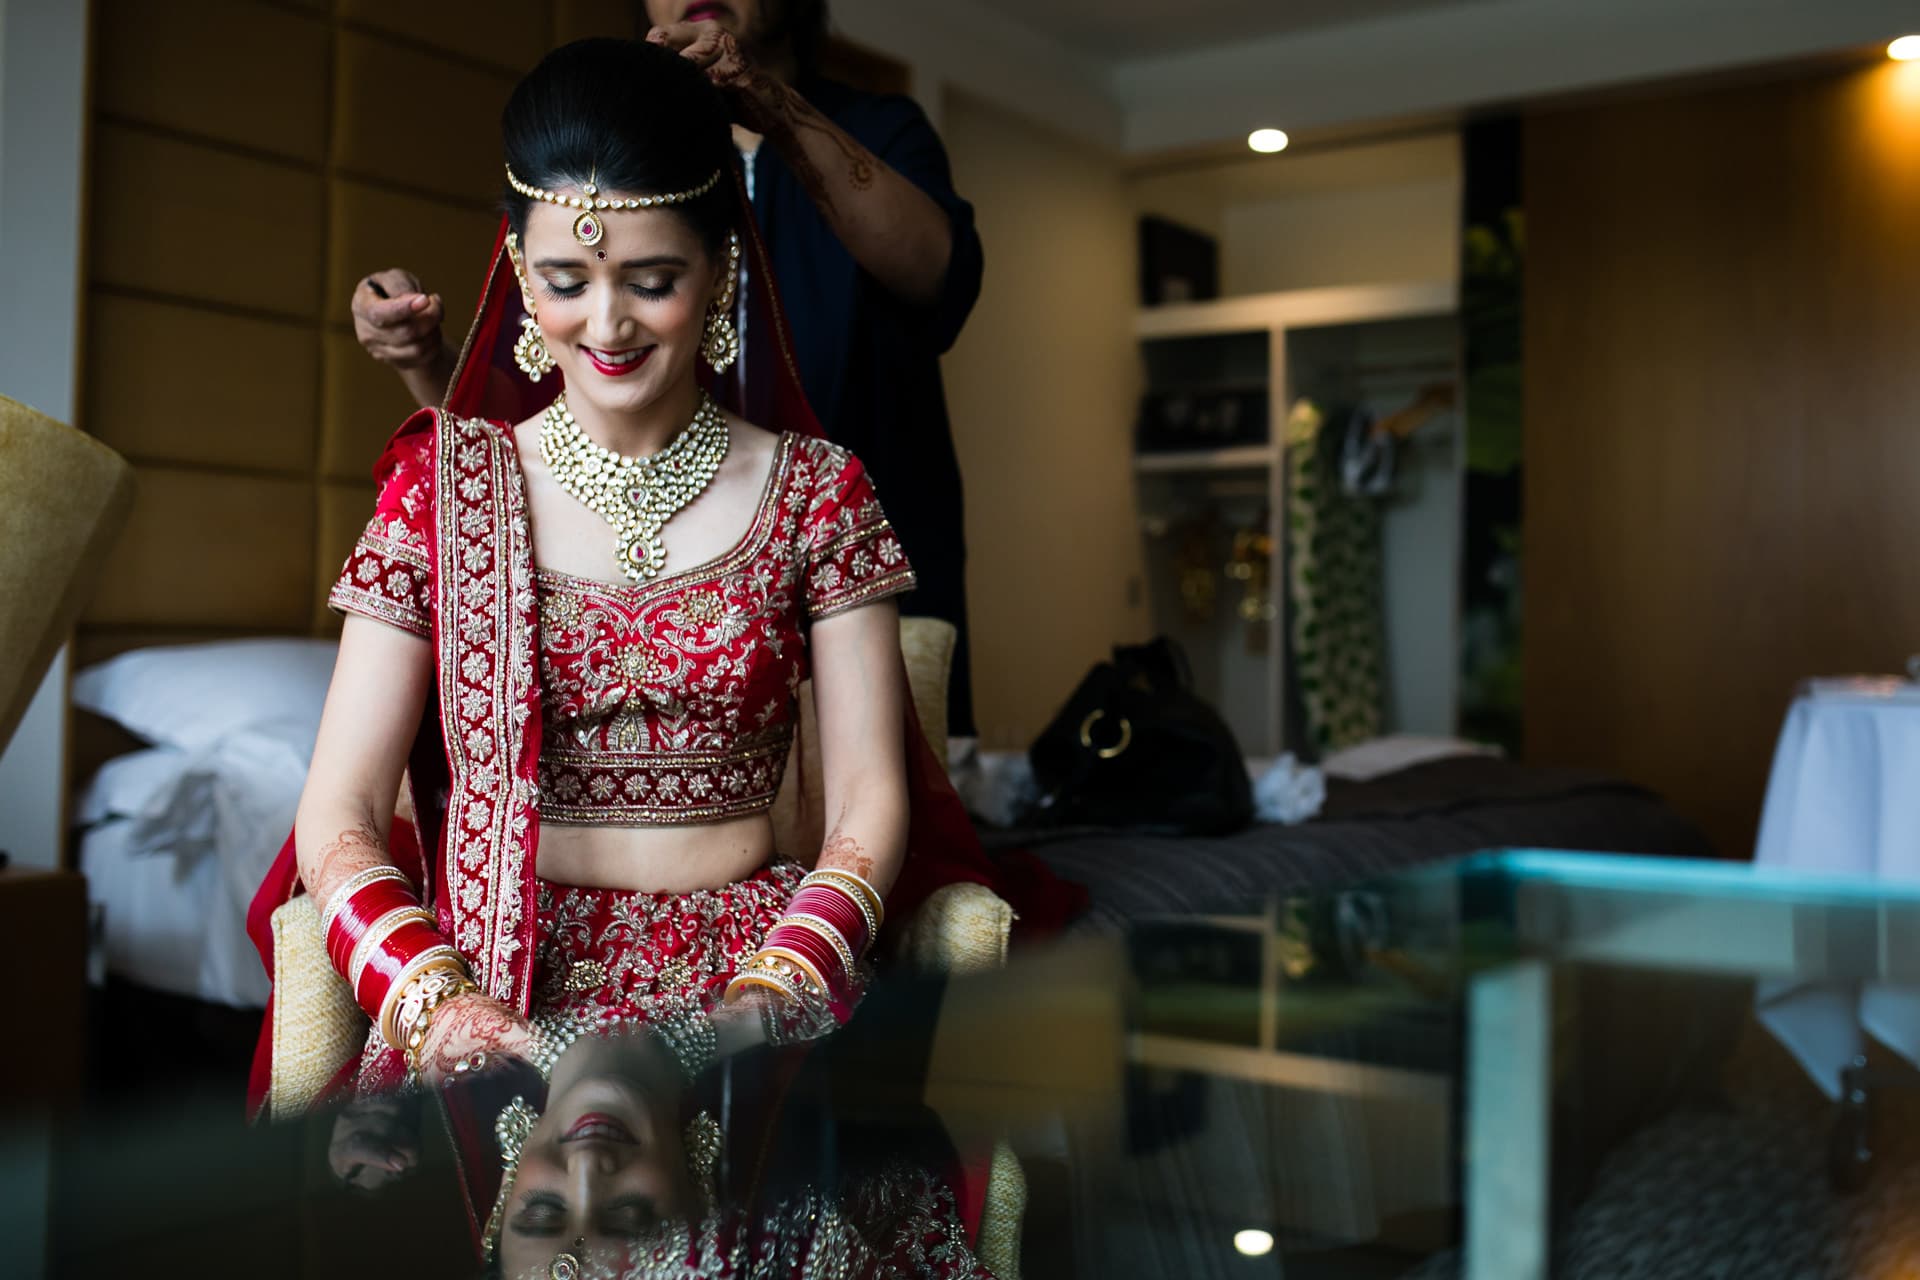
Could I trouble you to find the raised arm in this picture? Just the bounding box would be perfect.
[351,269,456,411]
[653,24,958,308]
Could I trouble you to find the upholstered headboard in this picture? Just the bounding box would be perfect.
[68,2,651,818]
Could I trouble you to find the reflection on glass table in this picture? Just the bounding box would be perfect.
[1108,849,1920,1280]
[19,853,1920,1279]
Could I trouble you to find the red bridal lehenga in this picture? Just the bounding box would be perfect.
[247,169,1076,1276]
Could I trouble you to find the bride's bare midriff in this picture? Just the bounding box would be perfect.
[534,812,779,894]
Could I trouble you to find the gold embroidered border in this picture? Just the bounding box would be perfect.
[361,527,429,571]
[810,565,918,620]
[538,734,791,826]
[811,516,899,563]
[436,412,538,1005]
[327,581,430,638]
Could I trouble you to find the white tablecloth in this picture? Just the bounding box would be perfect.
[1753,679,1920,1097]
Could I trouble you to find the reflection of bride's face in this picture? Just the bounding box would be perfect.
[498,1041,694,1273]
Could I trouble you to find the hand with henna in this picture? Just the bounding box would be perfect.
[413,992,538,1089]
[328,1094,420,1192]
[644,20,953,305]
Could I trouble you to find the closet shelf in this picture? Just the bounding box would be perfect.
[1134,445,1277,473]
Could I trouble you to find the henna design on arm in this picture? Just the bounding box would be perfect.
[310,817,390,906]
[698,31,877,212]
[818,822,876,880]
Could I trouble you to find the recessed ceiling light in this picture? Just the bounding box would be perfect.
[1247,128,1290,154]
[1890,35,1920,60]
[1234,1229,1276,1257]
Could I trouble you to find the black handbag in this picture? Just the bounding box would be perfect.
[1025,637,1254,836]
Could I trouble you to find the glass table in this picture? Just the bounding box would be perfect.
[11,849,1920,1279]
[1115,849,1920,1278]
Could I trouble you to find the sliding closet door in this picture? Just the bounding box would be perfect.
[1523,58,1920,858]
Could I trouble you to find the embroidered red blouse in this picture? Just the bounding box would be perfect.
[329,427,916,826]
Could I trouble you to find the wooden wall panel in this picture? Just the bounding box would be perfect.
[1524,59,1920,859]
[87,296,318,473]
[79,1,601,670]
[90,125,325,317]
[335,0,552,74]
[94,0,330,163]
[332,31,516,203]
[90,470,316,630]
[319,331,423,483]
[325,181,501,330]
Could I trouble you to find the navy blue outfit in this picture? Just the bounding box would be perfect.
[747,75,982,736]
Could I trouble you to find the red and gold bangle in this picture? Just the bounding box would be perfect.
[771,914,858,981]
[775,931,856,1016]
[318,864,409,937]
[785,886,871,957]
[800,869,883,937]
[327,881,420,974]
[347,907,435,994]
[353,916,444,1019]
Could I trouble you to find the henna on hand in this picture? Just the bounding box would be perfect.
[310,817,390,905]
[658,25,877,214]
[417,993,534,1085]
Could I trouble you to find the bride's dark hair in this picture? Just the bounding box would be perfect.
[500,38,738,253]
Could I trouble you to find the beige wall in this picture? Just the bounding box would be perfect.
[941,90,1148,748]
[1130,132,1460,296]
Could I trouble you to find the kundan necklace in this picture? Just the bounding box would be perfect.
[539,390,729,582]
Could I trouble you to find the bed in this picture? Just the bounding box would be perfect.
[68,638,340,1010]
[992,753,1715,932]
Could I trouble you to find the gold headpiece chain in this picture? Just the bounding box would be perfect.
[505,165,723,247]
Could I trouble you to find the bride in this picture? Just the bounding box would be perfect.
[250,36,1022,1136]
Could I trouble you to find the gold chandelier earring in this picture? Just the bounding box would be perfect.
[685,1109,722,1216]
[702,231,741,374]
[506,231,557,381]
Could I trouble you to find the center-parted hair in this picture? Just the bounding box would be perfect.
[501,38,738,252]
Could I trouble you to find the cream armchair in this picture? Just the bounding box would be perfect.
[0,394,135,755]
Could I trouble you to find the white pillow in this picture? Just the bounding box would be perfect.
[76,745,207,827]
[72,638,338,752]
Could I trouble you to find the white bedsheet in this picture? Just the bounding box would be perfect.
[72,639,335,1010]
[80,818,271,1008]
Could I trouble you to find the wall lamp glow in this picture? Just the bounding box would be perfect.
[1247,128,1290,154]
[1890,35,1920,61]
[1233,1229,1276,1257]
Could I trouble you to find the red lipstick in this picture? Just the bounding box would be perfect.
[563,1113,636,1143]
[583,345,653,378]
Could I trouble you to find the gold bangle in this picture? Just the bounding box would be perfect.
[743,946,828,1001]
[399,968,480,1078]
[378,944,465,1050]
[774,914,857,981]
[317,865,409,938]
[724,970,794,1004]
[346,906,436,991]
